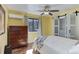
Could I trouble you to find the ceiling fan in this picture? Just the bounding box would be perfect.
[37,5,59,16]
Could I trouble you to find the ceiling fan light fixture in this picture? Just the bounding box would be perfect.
[41,12,53,16]
[44,12,49,15]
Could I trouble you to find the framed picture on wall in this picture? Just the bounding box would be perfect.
[0,6,5,35]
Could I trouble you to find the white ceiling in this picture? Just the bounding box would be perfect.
[5,4,79,15]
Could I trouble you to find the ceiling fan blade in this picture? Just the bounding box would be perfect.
[40,13,44,15]
[49,12,53,16]
[49,10,59,12]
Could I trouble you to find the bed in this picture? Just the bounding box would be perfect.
[33,36,79,54]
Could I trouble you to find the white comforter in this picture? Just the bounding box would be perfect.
[33,36,79,54]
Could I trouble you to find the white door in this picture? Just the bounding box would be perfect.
[68,13,76,39]
[54,17,59,36]
[59,16,67,37]
[75,13,79,40]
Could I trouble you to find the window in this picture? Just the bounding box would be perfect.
[28,18,39,32]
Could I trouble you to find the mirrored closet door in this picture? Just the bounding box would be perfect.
[54,15,67,38]
[54,13,76,39]
[68,13,76,39]
[58,16,67,37]
[54,17,59,36]
[75,13,79,40]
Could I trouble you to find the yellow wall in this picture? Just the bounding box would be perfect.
[8,18,25,26]
[26,13,40,19]
[28,32,38,43]
[8,10,25,26]
[40,15,54,36]
[0,5,8,54]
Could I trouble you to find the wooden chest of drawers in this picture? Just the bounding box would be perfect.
[8,26,28,49]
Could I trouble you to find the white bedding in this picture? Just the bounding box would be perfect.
[35,36,79,54]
